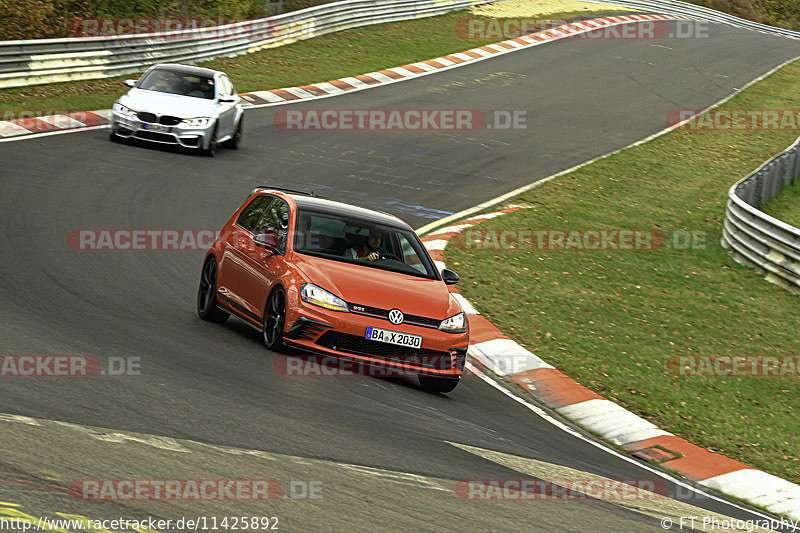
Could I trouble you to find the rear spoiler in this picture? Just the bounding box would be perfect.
[249,185,320,197]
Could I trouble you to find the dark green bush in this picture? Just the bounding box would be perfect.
[0,0,335,39]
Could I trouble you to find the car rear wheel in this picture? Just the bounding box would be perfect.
[225,117,243,149]
[419,376,460,394]
[197,257,228,323]
[263,286,286,351]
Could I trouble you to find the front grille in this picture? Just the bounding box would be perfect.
[159,115,182,126]
[347,303,441,328]
[137,112,156,123]
[316,331,452,369]
[135,131,175,143]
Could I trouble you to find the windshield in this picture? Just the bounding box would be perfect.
[293,209,439,279]
[137,69,216,99]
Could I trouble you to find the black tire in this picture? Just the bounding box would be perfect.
[109,130,121,143]
[225,116,243,149]
[263,286,286,351]
[197,257,228,323]
[203,124,218,157]
[419,376,460,394]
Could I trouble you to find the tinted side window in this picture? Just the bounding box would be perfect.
[255,198,290,254]
[236,196,272,232]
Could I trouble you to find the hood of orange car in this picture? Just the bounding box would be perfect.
[292,253,453,319]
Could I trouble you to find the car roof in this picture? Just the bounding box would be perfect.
[288,194,410,230]
[151,63,220,78]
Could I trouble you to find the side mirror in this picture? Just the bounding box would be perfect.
[441,269,460,285]
[218,95,238,103]
[254,232,279,253]
[123,79,137,88]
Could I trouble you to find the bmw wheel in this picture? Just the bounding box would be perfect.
[203,124,218,157]
[225,116,243,149]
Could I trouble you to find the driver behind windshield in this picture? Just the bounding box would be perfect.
[346,228,382,262]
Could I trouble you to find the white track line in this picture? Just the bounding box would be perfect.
[468,361,785,524]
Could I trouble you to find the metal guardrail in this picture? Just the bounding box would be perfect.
[582,0,800,39]
[0,0,496,89]
[722,136,800,294]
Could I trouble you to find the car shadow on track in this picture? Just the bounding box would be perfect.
[110,135,210,157]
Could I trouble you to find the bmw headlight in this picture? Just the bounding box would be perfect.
[182,117,212,128]
[300,283,349,312]
[439,312,466,333]
[112,103,137,118]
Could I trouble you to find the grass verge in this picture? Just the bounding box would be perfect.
[0,9,634,114]
[763,179,800,227]
[446,59,800,483]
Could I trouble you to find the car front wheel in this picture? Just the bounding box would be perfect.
[197,257,228,323]
[263,286,286,351]
[203,124,218,157]
[225,116,243,149]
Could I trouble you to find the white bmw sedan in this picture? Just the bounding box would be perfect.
[110,63,244,156]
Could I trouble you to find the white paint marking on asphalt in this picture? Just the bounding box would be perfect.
[336,464,451,492]
[465,362,785,525]
[449,441,779,533]
[0,413,41,426]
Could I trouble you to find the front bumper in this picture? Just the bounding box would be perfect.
[111,112,214,149]
[282,297,469,378]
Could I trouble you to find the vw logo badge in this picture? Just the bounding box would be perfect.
[388,309,404,325]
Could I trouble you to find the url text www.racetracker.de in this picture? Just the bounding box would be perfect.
[0,515,280,532]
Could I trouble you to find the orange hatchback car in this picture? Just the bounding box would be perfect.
[197,187,469,393]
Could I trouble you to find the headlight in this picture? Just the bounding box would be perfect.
[182,117,212,127]
[439,312,466,333]
[300,283,348,312]
[112,103,137,117]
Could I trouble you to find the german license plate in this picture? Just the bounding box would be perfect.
[365,327,422,349]
[143,123,170,133]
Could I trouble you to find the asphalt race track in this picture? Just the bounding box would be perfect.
[1,21,799,532]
